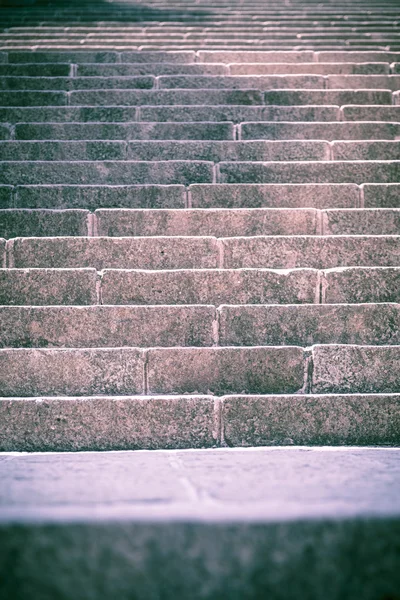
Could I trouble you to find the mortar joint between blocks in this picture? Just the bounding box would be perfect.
[5,239,14,268]
[359,184,365,208]
[214,397,224,447]
[96,270,103,305]
[143,350,149,395]
[186,186,192,209]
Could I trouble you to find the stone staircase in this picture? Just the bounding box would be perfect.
[0,0,400,598]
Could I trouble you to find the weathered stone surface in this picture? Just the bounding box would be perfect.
[0,187,13,209]
[363,184,400,208]
[69,89,265,106]
[0,63,71,76]
[218,161,400,184]
[341,105,400,121]
[14,185,186,209]
[327,74,400,90]
[11,237,219,269]
[0,306,216,348]
[0,209,88,238]
[0,268,97,305]
[240,121,400,141]
[316,51,400,63]
[0,75,155,91]
[139,105,340,122]
[15,122,235,141]
[126,141,329,162]
[7,51,120,63]
[222,394,400,446]
[322,209,400,235]
[0,396,218,452]
[219,304,400,346]
[96,208,318,237]
[0,348,145,396]
[230,62,389,75]
[147,347,305,394]
[158,75,325,89]
[0,141,127,161]
[197,51,315,63]
[101,268,319,305]
[312,345,400,393]
[77,63,228,76]
[0,90,67,106]
[332,141,400,161]
[120,51,196,63]
[0,106,140,123]
[263,89,392,105]
[0,161,214,185]
[221,236,400,269]
[323,267,400,303]
[190,183,359,208]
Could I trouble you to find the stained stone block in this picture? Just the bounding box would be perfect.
[323,267,400,303]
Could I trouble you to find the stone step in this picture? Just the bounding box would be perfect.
[0,398,399,450]
[0,183,364,210]
[74,62,389,76]
[327,74,400,90]
[2,140,398,162]
[0,76,156,90]
[198,50,400,63]
[0,304,398,348]
[218,160,400,184]
[64,89,393,106]
[0,161,215,185]
[157,75,325,89]
[5,235,400,269]
[0,105,342,123]
[363,183,400,207]
[0,449,399,599]
[1,344,397,396]
[2,266,399,306]
[239,121,400,141]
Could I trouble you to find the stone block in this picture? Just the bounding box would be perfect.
[341,105,400,121]
[0,268,97,305]
[312,345,400,393]
[219,304,400,346]
[0,63,72,76]
[77,63,228,76]
[323,267,400,303]
[0,306,216,348]
[190,183,359,208]
[147,347,305,394]
[240,122,400,141]
[101,268,319,305]
[322,209,400,235]
[127,141,330,162]
[229,62,390,75]
[158,75,325,89]
[332,141,400,161]
[96,208,318,237]
[264,89,392,105]
[11,236,219,269]
[14,184,185,210]
[197,51,314,63]
[363,183,400,208]
[0,141,127,161]
[218,160,400,184]
[222,394,400,446]
[7,51,119,62]
[69,89,265,106]
[0,395,218,451]
[221,236,400,268]
[120,51,196,63]
[0,161,214,185]
[0,187,13,209]
[0,90,67,106]
[0,209,88,238]
[0,348,145,396]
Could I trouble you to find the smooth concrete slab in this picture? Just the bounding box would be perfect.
[0,447,399,522]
